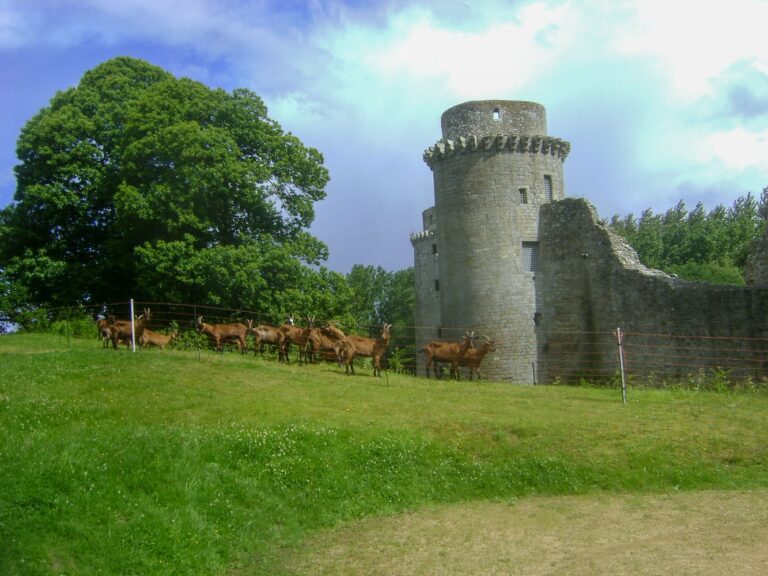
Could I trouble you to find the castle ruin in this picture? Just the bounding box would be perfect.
[412,100,768,383]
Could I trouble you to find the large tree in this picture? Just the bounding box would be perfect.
[0,57,331,313]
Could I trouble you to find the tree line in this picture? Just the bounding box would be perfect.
[609,190,768,285]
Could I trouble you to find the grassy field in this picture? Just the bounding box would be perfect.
[1,333,767,575]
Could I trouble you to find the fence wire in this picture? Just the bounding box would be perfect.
[19,301,768,386]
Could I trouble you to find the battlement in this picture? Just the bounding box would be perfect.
[423,133,571,168]
[409,230,435,245]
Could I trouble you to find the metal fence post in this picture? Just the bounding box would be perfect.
[130,299,136,353]
[614,327,627,404]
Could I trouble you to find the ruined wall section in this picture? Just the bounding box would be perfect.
[537,198,768,382]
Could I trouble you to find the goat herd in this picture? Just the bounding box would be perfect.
[96,308,496,380]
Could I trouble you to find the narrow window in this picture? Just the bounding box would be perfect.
[431,243,438,256]
[493,108,500,121]
[519,187,528,204]
[522,242,539,272]
[543,175,553,202]
[434,280,440,291]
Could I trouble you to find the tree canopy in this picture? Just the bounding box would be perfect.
[609,188,768,284]
[0,57,331,316]
[346,264,415,355]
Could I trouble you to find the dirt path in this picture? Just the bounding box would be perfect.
[287,490,768,575]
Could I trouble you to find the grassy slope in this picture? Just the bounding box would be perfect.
[1,334,766,575]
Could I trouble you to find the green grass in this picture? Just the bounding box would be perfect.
[1,333,767,575]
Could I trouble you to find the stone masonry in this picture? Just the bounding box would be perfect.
[537,199,768,382]
[413,100,569,382]
[412,100,768,383]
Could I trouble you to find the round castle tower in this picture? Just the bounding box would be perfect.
[415,100,570,382]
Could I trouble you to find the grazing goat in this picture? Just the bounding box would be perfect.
[140,329,178,350]
[278,315,314,364]
[247,320,284,357]
[306,322,346,365]
[421,331,475,379]
[342,323,392,377]
[457,335,496,380]
[110,309,151,350]
[196,316,248,353]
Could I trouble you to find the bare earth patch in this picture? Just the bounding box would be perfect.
[287,490,768,575]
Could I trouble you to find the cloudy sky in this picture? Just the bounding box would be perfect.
[1,0,767,273]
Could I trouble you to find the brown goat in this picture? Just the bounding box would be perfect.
[278,315,314,364]
[247,320,284,357]
[140,329,178,350]
[342,323,392,377]
[110,309,151,350]
[306,322,346,365]
[457,335,496,380]
[196,316,248,353]
[96,316,114,348]
[421,331,475,379]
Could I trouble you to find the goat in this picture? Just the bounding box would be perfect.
[140,328,178,350]
[420,331,475,379]
[305,322,346,365]
[196,315,248,353]
[457,335,496,380]
[110,309,150,350]
[96,315,114,348]
[247,320,284,357]
[278,315,314,364]
[342,323,392,377]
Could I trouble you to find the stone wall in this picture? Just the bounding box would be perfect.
[537,198,768,383]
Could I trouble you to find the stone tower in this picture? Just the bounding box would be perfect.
[412,100,570,382]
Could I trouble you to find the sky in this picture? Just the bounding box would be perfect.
[1,0,767,274]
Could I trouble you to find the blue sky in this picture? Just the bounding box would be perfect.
[1,0,767,273]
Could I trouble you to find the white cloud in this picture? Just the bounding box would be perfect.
[0,3,33,49]
[314,2,575,102]
[616,0,768,101]
[699,127,768,172]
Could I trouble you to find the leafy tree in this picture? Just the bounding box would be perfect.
[0,57,330,315]
[727,192,762,269]
[633,208,665,269]
[346,264,391,333]
[345,264,416,372]
[665,260,745,285]
[377,266,416,358]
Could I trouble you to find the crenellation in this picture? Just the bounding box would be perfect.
[409,230,435,244]
[423,134,571,169]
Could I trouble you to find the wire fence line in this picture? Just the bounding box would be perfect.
[538,329,768,388]
[14,300,768,387]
